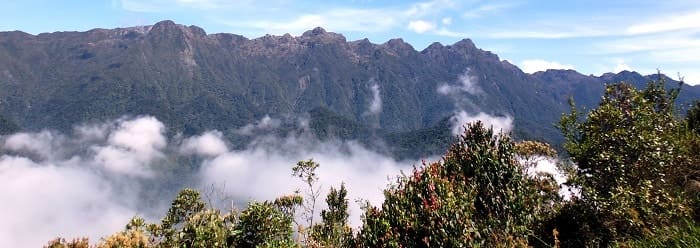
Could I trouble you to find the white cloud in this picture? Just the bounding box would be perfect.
[180,131,229,157]
[236,115,282,135]
[405,0,455,17]
[677,70,700,86]
[449,111,513,136]
[613,60,632,73]
[215,0,460,36]
[0,117,173,247]
[434,27,469,38]
[441,17,452,25]
[368,83,382,114]
[199,137,419,227]
[0,115,433,246]
[92,116,166,177]
[524,157,579,200]
[4,131,65,160]
[626,10,700,35]
[438,68,483,95]
[488,29,609,39]
[407,20,436,33]
[221,8,399,35]
[520,59,575,73]
[463,2,517,19]
[0,156,136,248]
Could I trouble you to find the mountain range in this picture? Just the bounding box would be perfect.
[1,20,698,158]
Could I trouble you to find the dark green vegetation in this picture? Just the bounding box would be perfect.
[46,80,700,247]
[2,21,699,158]
[0,113,18,134]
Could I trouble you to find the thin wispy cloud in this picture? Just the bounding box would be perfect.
[462,2,518,19]
[625,10,700,35]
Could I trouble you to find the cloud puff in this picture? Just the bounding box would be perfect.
[450,111,513,136]
[368,83,382,115]
[92,116,166,177]
[524,157,580,200]
[435,67,512,136]
[462,2,517,19]
[4,131,66,160]
[441,17,452,25]
[437,68,483,96]
[180,131,229,157]
[407,20,436,33]
[520,59,575,73]
[613,60,632,73]
[236,115,282,135]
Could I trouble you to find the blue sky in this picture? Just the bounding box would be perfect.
[2,0,699,84]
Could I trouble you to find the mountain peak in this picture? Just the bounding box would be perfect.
[299,27,346,44]
[427,42,444,49]
[453,38,476,49]
[152,20,178,29]
[384,38,414,51]
[148,20,207,39]
[302,27,327,36]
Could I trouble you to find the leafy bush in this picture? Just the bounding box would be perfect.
[356,121,538,247]
[557,79,692,245]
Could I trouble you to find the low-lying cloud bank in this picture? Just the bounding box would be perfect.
[0,117,166,247]
[0,108,543,247]
[0,116,424,247]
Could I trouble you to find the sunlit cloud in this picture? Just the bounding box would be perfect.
[407,20,436,33]
[520,59,575,73]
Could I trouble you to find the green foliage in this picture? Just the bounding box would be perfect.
[557,79,692,245]
[0,114,19,135]
[310,184,355,248]
[234,201,297,248]
[357,121,537,247]
[688,100,700,136]
[150,188,208,246]
[514,140,556,166]
[616,219,700,247]
[273,194,304,220]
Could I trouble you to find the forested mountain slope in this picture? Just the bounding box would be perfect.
[1,20,697,156]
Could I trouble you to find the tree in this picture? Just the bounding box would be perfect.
[149,188,209,246]
[357,121,538,247]
[292,159,324,245]
[233,201,297,248]
[557,79,690,245]
[311,184,354,247]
